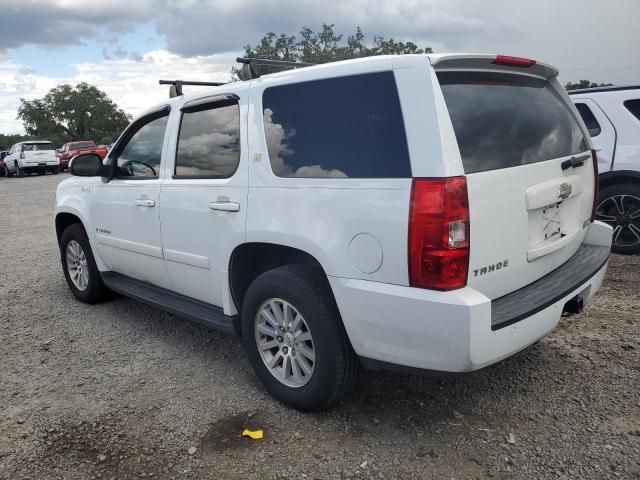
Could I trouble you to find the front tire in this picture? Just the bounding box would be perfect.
[242,265,357,410]
[596,183,640,255]
[60,223,109,303]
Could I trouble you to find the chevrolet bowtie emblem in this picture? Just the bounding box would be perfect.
[558,182,572,200]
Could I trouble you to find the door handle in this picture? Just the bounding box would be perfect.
[134,198,156,207]
[208,201,240,212]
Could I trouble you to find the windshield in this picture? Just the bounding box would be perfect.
[437,72,589,174]
[22,143,55,151]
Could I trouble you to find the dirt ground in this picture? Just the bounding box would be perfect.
[1,173,638,479]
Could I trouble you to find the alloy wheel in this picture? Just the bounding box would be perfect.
[596,194,640,248]
[254,298,316,388]
[66,240,89,291]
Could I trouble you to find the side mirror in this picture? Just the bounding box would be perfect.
[69,153,104,177]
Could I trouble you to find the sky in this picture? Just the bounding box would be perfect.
[0,0,638,134]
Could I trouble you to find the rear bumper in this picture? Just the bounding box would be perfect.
[23,164,58,172]
[330,221,612,373]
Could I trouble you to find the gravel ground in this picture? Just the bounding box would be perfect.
[0,173,638,480]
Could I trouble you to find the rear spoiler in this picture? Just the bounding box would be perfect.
[429,54,559,80]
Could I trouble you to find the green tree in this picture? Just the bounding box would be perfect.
[565,80,613,91]
[0,133,31,151]
[17,83,131,146]
[234,24,432,78]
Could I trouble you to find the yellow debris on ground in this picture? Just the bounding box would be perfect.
[242,429,264,440]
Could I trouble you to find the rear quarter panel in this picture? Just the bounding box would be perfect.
[244,57,448,286]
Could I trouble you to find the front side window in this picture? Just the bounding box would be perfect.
[575,103,602,137]
[262,71,411,179]
[624,99,640,122]
[115,114,168,178]
[175,100,240,178]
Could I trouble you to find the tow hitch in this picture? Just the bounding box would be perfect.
[563,295,584,316]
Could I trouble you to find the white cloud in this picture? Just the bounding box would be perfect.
[1,50,236,134]
[0,61,65,134]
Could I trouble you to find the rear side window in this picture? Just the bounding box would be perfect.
[22,143,54,151]
[575,103,601,137]
[262,71,411,178]
[175,100,240,179]
[438,72,589,174]
[624,99,640,121]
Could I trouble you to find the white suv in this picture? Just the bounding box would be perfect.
[569,86,640,254]
[4,140,60,176]
[55,54,612,410]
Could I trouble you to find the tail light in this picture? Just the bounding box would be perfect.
[493,55,536,68]
[408,177,470,291]
[591,149,599,222]
[20,151,25,159]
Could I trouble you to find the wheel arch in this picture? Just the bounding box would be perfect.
[228,242,332,320]
[55,212,85,246]
[599,170,640,190]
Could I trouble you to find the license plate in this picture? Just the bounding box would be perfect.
[542,204,561,240]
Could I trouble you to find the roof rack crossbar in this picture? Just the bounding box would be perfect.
[236,57,315,79]
[159,80,228,98]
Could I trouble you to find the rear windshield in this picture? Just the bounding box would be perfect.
[22,143,54,151]
[437,72,589,174]
[70,142,96,150]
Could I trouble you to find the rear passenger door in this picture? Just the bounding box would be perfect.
[159,92,248,311]
[574,99,616,171]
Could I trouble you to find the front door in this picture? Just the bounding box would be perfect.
[160,93,248,311]
[90,109,171,289]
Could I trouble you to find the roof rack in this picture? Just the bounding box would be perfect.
[159,80,228,98]
[236,57,315,79]
[567,84,639,95]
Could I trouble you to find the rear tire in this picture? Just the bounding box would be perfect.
[60,223,110,303]
[15,162,24,177]
[242,265,357,410]
[596,183,640,255]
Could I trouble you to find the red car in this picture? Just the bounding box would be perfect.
[0,151,7,177]
[57,141,108,171]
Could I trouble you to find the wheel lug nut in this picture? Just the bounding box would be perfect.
[277,336,283,342]
[283,346,288,354]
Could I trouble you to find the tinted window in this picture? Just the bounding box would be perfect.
[22,143,54,151]
[438,72,589,174]
[71,142,96,150]
[262,71,411,178]
[116,114,168,178]
[175,101,240,178]
[575,103,601,136]
[624,99,640,122]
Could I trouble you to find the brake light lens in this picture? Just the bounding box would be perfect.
[20,151,25,159]
[591,149,599,222]
[493,55,536,68]
[408,177,470,291]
